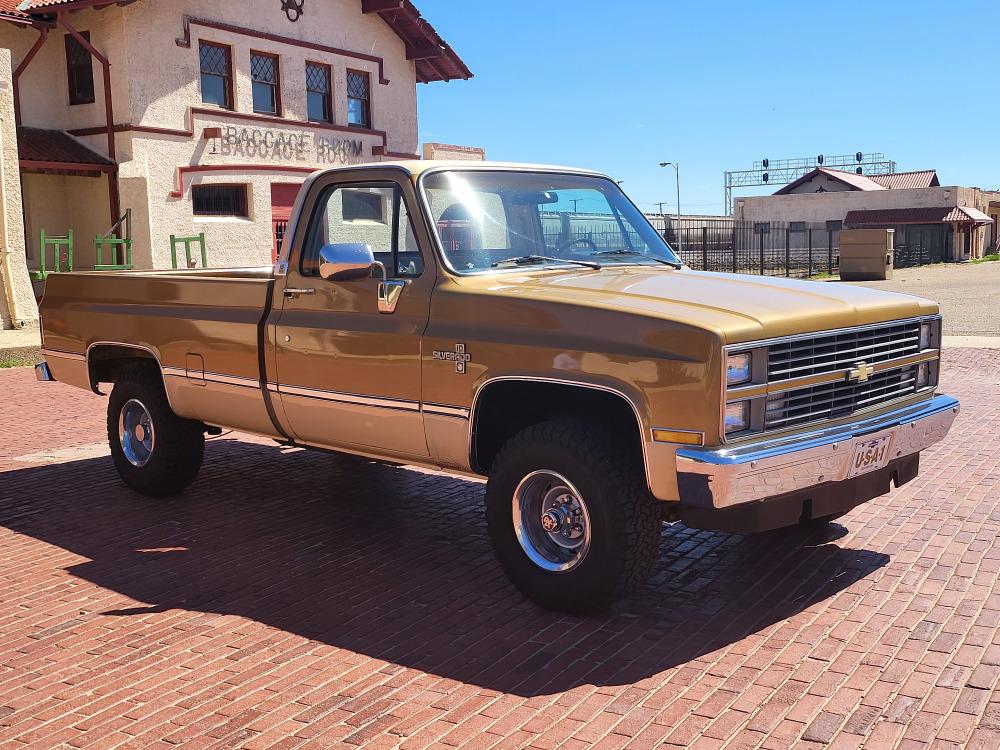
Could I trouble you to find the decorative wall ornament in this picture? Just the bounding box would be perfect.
[281,0,304,22]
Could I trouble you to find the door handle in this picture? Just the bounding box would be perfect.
[283,287,316,298]
[378,280,406,314]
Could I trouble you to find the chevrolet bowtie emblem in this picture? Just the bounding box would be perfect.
[848,361,875,383]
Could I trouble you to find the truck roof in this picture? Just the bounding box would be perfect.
[320,160,609,178]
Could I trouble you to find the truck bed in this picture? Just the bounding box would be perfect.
[40,267,279,437]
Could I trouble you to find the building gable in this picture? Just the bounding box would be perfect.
[774,168,887,195]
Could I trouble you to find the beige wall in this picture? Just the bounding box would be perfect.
[21,172,110,270]
[1,7,130,140]
[0,48,38,331]
[738,186,964,223]
[423,143,486,161]
[0,0,427,271]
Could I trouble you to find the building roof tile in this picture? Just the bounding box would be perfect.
[868,170,940,190]
[844,206,994,227]
[17,126,115,168]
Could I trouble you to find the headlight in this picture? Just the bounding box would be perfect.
[916,362,930,388]
[725,401,750,434]
[919,321,933,350]
[726,353,752,386]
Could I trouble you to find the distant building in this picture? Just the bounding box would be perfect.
[737,168,998,261]
[422,143,486,161]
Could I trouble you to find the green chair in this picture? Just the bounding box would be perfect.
[170,233,208,269]
[94,235,133,271]
[29,229,74,281]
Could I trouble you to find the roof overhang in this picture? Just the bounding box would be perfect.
[845,206,996,228]
[361,0,472,82]
[17,126,116,177]
[955,206,994,225]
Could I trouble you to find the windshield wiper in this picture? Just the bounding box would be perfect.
[491,255,603,270]
[592,250,683,269]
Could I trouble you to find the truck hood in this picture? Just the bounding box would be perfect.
[459,267,938,344]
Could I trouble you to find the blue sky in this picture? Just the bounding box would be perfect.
[416,0,1000,216]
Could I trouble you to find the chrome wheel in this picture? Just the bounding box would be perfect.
[512,470,591,572]
[119,398,155,468]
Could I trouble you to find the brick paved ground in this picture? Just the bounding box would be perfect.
[1,349,999,749]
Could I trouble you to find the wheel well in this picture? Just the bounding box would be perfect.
[471,380,645,473]
[87,345,161,391]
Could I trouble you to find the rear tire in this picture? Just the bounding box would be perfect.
[107,363,205,496]
[485,419,661,612]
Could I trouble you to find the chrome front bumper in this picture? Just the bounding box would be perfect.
[676,395,959,509]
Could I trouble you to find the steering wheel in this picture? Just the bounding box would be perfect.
[554,236,600,253]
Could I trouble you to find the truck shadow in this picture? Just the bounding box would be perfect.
[0,438,887,697]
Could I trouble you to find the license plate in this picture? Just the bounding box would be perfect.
[848,434,894,478]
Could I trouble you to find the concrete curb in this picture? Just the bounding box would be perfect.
[942,336,1000,350]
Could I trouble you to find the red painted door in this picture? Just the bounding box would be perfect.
[271,183,304,262]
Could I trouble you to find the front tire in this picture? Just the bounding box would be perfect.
[107,364,205,496]
[485,419,661,612]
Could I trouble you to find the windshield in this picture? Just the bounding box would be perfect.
[420,170,682,274]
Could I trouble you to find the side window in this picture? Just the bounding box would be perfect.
[65,31,96,105]
[426,187,512,269]
[300,183,424,279]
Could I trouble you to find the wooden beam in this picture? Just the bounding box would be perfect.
[361,0,405,13]
[406,44,444,61]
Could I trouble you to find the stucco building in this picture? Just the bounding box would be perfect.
[0,0,469,313]
[737,168,999,262]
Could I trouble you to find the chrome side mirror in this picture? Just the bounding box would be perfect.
[319,243,381,281]
[317,242,405,314]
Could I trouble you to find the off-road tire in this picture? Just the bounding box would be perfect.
[485,419,661,612]
[107,363,205,496]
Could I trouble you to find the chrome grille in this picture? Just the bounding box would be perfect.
[767,321,921,382]
[765,365,918,430]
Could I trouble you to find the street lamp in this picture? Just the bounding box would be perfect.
[659,162,682,253]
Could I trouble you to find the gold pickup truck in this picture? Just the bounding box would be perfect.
[36,161,959,612]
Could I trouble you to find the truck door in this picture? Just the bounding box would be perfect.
[272,176,432,458]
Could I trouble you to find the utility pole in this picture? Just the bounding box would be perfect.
[656,202,669,235]
[659,162,683,253]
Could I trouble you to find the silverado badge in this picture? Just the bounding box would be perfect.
[433,344,472,374]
